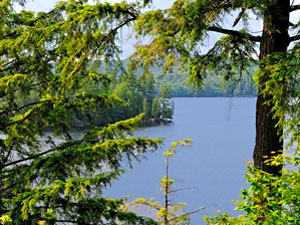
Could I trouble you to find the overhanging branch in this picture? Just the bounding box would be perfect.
[207,26,262,42]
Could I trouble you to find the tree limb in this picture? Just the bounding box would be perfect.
[290,34,300,42]
[290,4,300,12]
[0,110,33,130]
[0,100,51,116]
[2,8,59,39]
[168,208,204,222]
[233,8,246,27]
[3,149,54,168]
[2,140,80,168]
[0,79,50,101]
[207,26,262,42]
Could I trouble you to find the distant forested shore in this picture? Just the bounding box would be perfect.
[150,63,257,97]
[69,61,257,128]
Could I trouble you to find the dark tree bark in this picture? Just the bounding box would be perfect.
[254,0,291,175]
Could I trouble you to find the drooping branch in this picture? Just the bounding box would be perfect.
[207,26,262,42]
[0,79,50,100]
[3,8,59,39]
[0,144,13,170]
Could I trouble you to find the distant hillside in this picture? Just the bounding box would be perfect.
[148,62,258,97]
[89,60,258,97]
[154,70,257,97]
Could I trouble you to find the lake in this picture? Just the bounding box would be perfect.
[103,97,256,224]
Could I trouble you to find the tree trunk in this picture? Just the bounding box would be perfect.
[254,0,290,175]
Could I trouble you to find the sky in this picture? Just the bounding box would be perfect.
[24,0,174,12]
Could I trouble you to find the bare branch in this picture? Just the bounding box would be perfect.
[233,8,246,27]
[290,4,300,12]
[208,26,262,42]
[3,140,79,168]
[0,144,13,171]
[3,149,54,168]
[168,208,204,222]
[0,100,51,116]
[290,34,300,42]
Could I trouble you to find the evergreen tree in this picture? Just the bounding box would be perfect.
[131,0,300,176]
[137,72,155,100]
[143,97,152,120]
[159,83,172,99]
[0,0,161,224]
[151,97,161,121]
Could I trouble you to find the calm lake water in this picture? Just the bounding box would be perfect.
[104,97,256,224]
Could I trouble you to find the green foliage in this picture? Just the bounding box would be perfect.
[151,97,161,120]
[204,154,300,224]
[130,0,259,90]
[154,69,257,97]
[143,98,152,120]
[0,1,163,224]
[129,0,300,224]
[91,71,174,125]
[107,72,174,124]
[70,65,175,127]
[204,45,300,225]
[150,96,173,121]
[159,83,172,98]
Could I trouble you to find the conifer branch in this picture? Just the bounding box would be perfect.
[2,149,54,168]
[2,141,80,168]
[0,100,50,116]
[0,80,50,100]
[207,26,262,42]
[0,111,32,130]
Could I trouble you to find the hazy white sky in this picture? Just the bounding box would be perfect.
[24,0,173,12]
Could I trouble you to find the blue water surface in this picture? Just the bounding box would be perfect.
[104,97,256,224]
